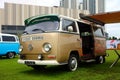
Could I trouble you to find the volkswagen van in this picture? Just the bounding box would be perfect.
[18,14,106,71]
[0,33,20,58]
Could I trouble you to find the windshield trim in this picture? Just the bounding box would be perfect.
[25,15,60,26]
[24,21,60,34]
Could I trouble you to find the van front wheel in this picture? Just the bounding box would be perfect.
[68,54,78,71]
[7,52,15,59]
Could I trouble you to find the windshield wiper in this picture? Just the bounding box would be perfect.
[32,28,45,32]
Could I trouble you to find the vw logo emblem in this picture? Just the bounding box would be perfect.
[28,44,33,51]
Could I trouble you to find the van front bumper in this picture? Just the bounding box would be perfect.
[18,59,67,65]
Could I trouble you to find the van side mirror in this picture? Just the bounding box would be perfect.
[68,26,73,32]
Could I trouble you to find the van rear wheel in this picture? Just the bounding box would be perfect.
[95,56,105,64]
[7,52,15,59]
[68,54,78,71]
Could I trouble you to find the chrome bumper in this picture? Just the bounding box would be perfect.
[18,59,67,65]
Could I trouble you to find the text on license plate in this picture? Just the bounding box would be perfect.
[25,61,35,65]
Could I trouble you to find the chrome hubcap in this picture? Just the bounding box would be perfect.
[71,57,77,69]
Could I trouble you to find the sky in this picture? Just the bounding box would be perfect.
[0,0,120,38]
[105,0,120,38]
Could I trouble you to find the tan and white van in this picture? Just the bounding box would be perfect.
[18,14,106,71]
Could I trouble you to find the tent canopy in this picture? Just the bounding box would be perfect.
[80,11,120,26]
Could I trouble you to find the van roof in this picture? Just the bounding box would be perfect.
[24,14,92,26]
[0,33,17,37]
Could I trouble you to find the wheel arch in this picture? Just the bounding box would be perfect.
[69,50,80,61]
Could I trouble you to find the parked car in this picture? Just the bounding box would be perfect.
[18,14,106,71]
[0,33,20,58]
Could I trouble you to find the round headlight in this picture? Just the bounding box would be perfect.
[43,43,52,52]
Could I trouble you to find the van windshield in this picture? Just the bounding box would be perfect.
[24,21,59,34]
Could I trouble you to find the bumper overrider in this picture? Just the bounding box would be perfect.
[18,59,67,65]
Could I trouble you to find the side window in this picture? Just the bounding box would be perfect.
[93,27,104,37]
[62,19,77,32]
[2,36,16,42]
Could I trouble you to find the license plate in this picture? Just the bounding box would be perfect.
[25,61,35,65]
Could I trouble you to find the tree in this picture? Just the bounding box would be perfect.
[107,36,118,40]
[112,36,117,40]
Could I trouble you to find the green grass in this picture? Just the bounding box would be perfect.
[1,50,120,80]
